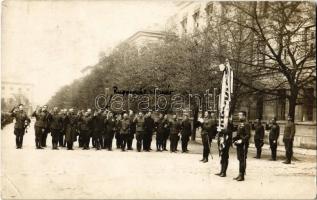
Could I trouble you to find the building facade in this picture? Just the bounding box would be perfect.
[1,81,34,114]
[166,1,316,148]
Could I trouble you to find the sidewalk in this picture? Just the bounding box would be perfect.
[194,137,316,156]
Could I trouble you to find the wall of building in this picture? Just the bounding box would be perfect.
[1,81,34,115]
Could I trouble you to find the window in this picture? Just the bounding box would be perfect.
[276,89,286,120]
[303,88,314,121]
[304,27,315,56]
[193,11,200,28]
[181,17,187,33]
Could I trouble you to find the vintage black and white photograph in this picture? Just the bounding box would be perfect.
[1,0,316,199]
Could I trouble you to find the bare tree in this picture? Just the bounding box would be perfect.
[219,1,316,121]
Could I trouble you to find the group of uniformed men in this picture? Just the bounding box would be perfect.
[10,104,296,182]
[10,104,192,153]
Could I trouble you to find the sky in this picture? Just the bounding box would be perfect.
[2,0,176,105]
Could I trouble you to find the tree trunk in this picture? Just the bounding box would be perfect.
[191,101,199,141]
[288,87,298,122]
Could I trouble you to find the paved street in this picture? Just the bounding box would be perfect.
[1,121,316,199]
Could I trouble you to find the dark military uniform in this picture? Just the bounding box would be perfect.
[59,113,67,147]
[77,113,84,147]
[32,110,49,149]
[200,117,214,162]
[134,116,145,152]
[92,113,105,150]
[181,118,191,152]
[120,118,130,151]
[79,114,93,150]
[11,109,30,148]
[105,116,116,150]
[155,117,165,151]
[233,121,251,181]
[115,118,122,149]
[41,110,51,147]
[161,118,169,151]
[267,123,280,160]
[143,116,155,151]
[127,115,136,150]
[169,119,181,152]
[216,122,234,177]
[283,121,296,164]
[253,122,264,158]
[64,112,78,150]
[48,111,63,149]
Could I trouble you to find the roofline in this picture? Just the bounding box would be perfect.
[1,81,34,86]
[125,30,175,43]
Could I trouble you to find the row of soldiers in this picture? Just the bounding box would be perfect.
[10,104,296,182]
[11,104,192,153]
[197,110,296,181]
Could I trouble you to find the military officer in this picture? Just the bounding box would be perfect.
[134,112,145,152]
[105,111,116,151]
[232,111,251,181]
[253,118,264,159]
[216,119,234,177]
[59,109,67,147]
[199,111,214,163]
[76,110,84,147]
[48,107,63,150]
[64,108,77,150]
[32,106,49,149]
[92,110,105,150]
[143,112,155,151]
[266,117,280,161]
[127,110,136,150]
[283,115,296,164]
[10,104,30,149]
[155,113,165,151]
[115,114,122,149]
[79,110,93,150]
[162,114,170,151]
[40,105,50,147]
[181,114,191,153]
[101,110,109,149]
[169,114,181,153]
[120,113,130,151]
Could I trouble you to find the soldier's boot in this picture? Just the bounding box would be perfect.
[203,157,208,163]
[233,173,241,180]
[220,162,227,177]
[258,149,262,159]
[236,173,244,181]
[215,162,223,176]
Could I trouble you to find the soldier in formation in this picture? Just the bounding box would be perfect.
[283,115,296,164]
[252,118,264,159]
[232,111,251,181]
[11,105,299,182]
[10,104,31,149]
[266,117,280,161]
